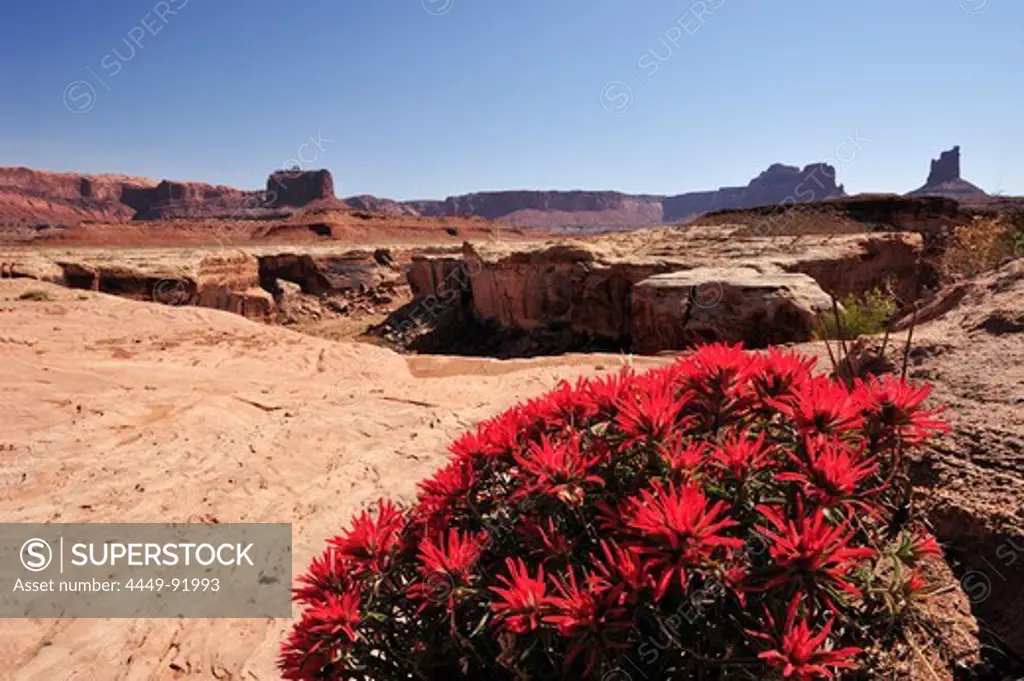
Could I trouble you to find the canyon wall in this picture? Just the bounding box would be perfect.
[0,167,337,226]
[405,231,923,354]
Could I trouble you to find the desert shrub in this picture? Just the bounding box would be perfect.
[815,289,896,341]
[943,212,1024,278]
[282,344,947,680]
[17,288,52,301]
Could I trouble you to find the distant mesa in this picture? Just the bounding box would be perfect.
[402,161,846,230]
[908,146,988,200]
[0,147,1004,235]
[266,169,335,208]
[0,166,340,226]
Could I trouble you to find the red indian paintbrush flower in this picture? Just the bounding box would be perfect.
[770,377,863,437]
[491,558,549,634]
[329,499,406,577]
[615,382,694,449]
[544,568,632,677]
[513,434,604,506]
[279,589,361,679]
[518,516,575,564]
[417,457,476,520]
[711,432,775,482]
[659,438,707,482]
[625,482,744,601]
[407,529,486,610]
[747,594,861,680]
[776,436,880,511]
[533,378,600,428]
[856,375,948,446]
[899,528,943,565]
[293,546,352,605]
[742,348,817,405]
[672,343,754,431]
[283,344,947,680]
[591,539,651,604]
[757,502,875,603]
[584,369,636,420]
[902,569,929,600]
[450,406,535,463]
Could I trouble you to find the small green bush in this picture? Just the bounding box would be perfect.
[17,289,53,302]
[816,288,896,340]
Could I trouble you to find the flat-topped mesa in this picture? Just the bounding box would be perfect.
[266,169,335,208]
[927,146,962,186]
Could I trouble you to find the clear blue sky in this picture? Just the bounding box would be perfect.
[1,1,1021,200]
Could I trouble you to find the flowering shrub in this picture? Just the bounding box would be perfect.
[281,344,948,680]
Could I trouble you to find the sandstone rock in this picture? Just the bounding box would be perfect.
[408,253,471,303]
[929,146,962,186]
[0,167,155,225]
[228,287,274,319]
[443,231,922,353]
[0,257,66,283]
[464,242,665,343]
[194,252,263,312]
[130,180,264,220]
[890,259,1024,658]
[266,169,335,208]
[630,267,833,353]
[909,146,988,200]
[259,250,400,296]
[403,161,846,230]
[274,278,303,302]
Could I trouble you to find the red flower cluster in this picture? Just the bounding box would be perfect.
[282,344,947,680]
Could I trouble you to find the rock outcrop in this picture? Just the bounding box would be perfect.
[929,146,962,186]
[886,259,1024,658]
[404,229,923,354]
[258,248,403,296]
[630,267,833,353]
[909,146,988,200]
[0,167,339,228]
[0,167,155,226]
[266,169,335,208]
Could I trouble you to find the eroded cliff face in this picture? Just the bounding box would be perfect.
[266,169,335,208]
[405,230,923,353]
[0,167,156,225]
[630,267,834,353]
[3,249,272,319]
[408,162,845,229]
[0,167,337,226]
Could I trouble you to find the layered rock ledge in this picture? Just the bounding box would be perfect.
[406,230,924,353]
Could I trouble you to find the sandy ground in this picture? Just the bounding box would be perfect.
[0,279,667,681]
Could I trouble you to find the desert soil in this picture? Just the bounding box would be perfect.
[0,278,668,680]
